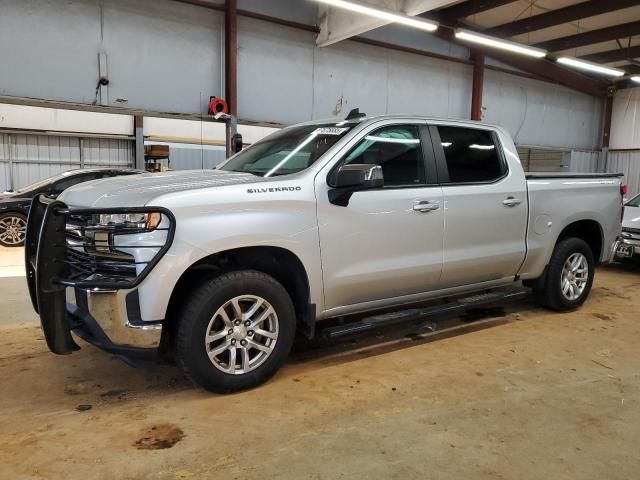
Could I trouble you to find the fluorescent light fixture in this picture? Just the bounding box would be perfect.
[556,57,624,77]
[365,135,420,144]
[441,142,452,147]
[632,76,640,83]
[316,0,438,32]
[455,29,547,58]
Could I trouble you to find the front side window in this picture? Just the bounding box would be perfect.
[220,124,354,177]
[341,125,425,187]
[437,126,505,184]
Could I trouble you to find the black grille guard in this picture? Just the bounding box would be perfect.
[25,196,78,354]
[25,195,175,355]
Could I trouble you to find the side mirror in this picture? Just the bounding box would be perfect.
[329,164,384,206]
[232,133,243,153]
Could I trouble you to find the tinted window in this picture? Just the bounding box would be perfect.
[342,125,425,187]
[437,126,505,183]
[52,173,101,193]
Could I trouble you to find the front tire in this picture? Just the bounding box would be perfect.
[535,237,595,311]
[175,270,296,393]
[0,212,27,247]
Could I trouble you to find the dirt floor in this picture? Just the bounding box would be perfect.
[1,258,639,479]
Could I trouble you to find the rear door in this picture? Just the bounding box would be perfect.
[316,121,444,311]
[430,124,528,288]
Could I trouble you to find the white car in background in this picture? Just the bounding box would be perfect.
[617,193,640,261]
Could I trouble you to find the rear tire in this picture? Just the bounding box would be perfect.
[534,237,595,311]
[0,212,27,247]
[175,270,296,393]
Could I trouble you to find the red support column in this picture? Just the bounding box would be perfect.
[471,50,485,121]
[225,0,238,117]
[602,94,613,148]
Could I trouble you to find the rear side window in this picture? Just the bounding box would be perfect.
[342,125,426,187]
[437,126,505,183]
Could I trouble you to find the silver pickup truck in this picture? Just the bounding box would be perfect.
[26,115,625,393]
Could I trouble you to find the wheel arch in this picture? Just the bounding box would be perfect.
[162,246,315,354]
[556,219,603,264]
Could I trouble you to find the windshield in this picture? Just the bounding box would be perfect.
[219,123,354,177]
[627,194,640,208]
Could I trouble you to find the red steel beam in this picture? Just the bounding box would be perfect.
[470,50,484,120]
[487,0,639,38]
[579,45,640,64]
[602,95,613,148]
[435,0,517,23]
[225,0,238,116]
[534,20,640,52]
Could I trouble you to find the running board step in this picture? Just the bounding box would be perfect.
[322,289,529,340]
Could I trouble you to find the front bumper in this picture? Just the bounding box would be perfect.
[25,196,171,358]
[614,231,640,259]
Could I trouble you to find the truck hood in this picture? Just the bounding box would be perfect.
[623,205,640,231]
[59,169,266,208]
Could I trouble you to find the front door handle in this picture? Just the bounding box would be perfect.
[413,200,440,213]
[503,197,522,207]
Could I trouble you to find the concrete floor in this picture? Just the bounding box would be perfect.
[1,247,639,479]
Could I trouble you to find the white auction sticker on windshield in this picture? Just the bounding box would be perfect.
[313,127,349,136]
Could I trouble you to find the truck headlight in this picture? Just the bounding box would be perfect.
[96,212,162,231]
[63,208,175,288]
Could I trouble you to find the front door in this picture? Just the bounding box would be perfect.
[316,122,444,312]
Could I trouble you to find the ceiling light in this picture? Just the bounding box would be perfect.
[632,76,640,83]
[556,57,625,77]
[316,0,438,32]
[455,29,547,58]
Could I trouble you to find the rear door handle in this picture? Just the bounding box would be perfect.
[503,197,522,207]
[413,200,440,212]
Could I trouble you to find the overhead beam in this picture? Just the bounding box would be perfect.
[435,0,517,22]
[534,20,640,52]
[316,0,459,47]
[487,0,639,38]
[618,64,640,74]
[579,46,640,64]
[433,28,607,97]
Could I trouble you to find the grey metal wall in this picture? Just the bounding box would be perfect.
[144,142,227,170]
[1,0,603,151]
[607,151,640,197]
[0,133,133,191]
[0,0,223,114]
[569,150,601,174]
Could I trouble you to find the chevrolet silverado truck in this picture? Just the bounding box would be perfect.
[26,115,625,393]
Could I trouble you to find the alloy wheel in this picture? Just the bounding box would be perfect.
[204,295,279,375]
[0,216,27,246]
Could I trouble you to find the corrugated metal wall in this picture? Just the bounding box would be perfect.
[569,150,601,173]
[0,133,133,191]
[516,147,568,172]
[607,150,640,197]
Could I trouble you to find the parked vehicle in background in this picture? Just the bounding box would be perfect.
[0,168,142,247]
[616,193,640,261]
[26,114,625,393]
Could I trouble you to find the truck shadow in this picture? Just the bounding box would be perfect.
[287,301,531,370]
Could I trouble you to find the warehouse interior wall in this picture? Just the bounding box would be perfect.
[1,0,604,152]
